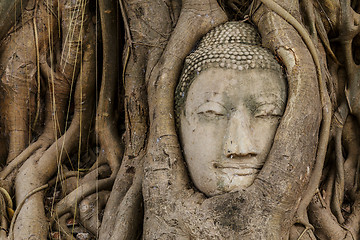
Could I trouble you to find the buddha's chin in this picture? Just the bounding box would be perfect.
[202,172,258,197]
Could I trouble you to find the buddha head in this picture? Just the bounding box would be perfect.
[175,22,287,197]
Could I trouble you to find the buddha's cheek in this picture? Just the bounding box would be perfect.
[180,116,226,196]
[252,118,281,163]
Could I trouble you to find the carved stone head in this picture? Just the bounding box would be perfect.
[175,22,287,196]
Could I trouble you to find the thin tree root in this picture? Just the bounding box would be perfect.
[341,226,356,240]
[331,102,349,224]
[0,188,13,211]
[0,187,14,232]
[32,0,41,128]
[315,189,326,208]
[297,226,311,240]
[55,213,75,240]
[0,214,8,239]
[0,141,43,179]
[0,192,9,238]
[342,193,360,238]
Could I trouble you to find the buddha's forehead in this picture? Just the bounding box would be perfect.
[188,68,286,104]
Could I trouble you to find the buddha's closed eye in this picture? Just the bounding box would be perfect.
[254,102,284,119]
[196,101,227,119]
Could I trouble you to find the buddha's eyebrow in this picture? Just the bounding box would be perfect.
[203,91,219,96]
[200,91,221,102]
[254,92,286,105]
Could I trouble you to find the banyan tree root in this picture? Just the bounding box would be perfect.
[79,191,110,236]
[51,165,112,223]
[0,42,72,196]
[96,0,122,174]
[0,189,10,239]
[99,0,179,238]
[0,0,61,231]
[50,191,110,239]
[300,0,360,238]
[257,0,332,232]
[0,0,30,42]
[0,0,89,185]
[0,0,58,166]
[338,0,360,122]
[54,213,73,240]
[99,0,184,238]
[0,0,95,238]
[1,0,359,239]
[11,20,96,239]
[0,0,118,238]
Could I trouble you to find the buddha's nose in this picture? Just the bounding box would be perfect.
[223,111,258,158]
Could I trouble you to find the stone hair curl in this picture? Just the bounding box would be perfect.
[174,21,284,125]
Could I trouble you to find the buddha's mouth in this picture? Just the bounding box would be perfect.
[213,162,263,176]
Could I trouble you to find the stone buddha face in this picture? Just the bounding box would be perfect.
[179,68,286,196]
[175,21,287,197]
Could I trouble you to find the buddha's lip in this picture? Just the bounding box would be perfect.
[213,162,262,176]
[213,162,263,169]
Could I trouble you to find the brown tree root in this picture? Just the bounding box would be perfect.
[7,170,78,240]
[0,0,30,42]
[54,213,74,240]
[143,0,323,238]
[331,101,349,224]
[0,190,9,239]
[51,174,115,226]
[9,184,48,240]
[308,193,354,240]
[2,59,37,164]
[338,0,360,122]
[96,0,122,174]
[257,0,332,230]
[0,0,60,166]
[0,188,13,215]
[0,141,44,180]
[12,23,96,239]
[79,191,110,236]
[342,193,360,238]
[106,169,143,240]
[98,0,151,238]
[0,39,73,195]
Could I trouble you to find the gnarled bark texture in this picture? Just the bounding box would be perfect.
[0,0,359,239]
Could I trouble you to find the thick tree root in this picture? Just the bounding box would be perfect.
[79,191,110,236]
[12,21,96,239]
[258,0,332,230]
[52,173,115,226]
[9,184,48,240]
[96,0,122,174]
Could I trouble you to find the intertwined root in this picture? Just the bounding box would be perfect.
[1,0,360,239]
[0,0,100,238]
